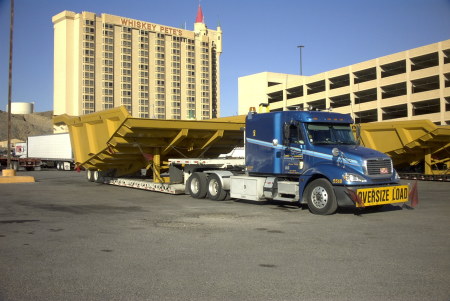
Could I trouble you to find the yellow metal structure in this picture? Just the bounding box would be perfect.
[54,107,245,180]
[356,120,450,175]
[54,107,450,179]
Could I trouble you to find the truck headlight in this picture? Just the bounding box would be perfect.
[343,173,367,183]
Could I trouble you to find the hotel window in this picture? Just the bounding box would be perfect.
[121,83,131,90]
[121,55,131,61]
[121,62,132,68]
[121,40,132,47]
[121,47,131,54]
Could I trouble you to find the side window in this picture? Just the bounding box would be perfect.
[288,124,304,145]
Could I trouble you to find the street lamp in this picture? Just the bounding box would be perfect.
[297,45,304,75]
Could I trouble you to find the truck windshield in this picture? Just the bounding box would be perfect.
[306,123,357,145]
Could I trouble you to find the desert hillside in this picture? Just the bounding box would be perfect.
[0,110,53,141]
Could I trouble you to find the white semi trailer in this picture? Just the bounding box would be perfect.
[25,133,73,170]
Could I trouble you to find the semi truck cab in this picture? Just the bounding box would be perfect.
[244,110,408,214]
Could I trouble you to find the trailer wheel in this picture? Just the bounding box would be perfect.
[56,162,61,170]
[87,170,94,182]
[187,172,208,199]
[305,178,338,215]
[93,170,106,183]
[207,174,229,201]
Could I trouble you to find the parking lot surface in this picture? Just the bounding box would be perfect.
[0,170,449,301]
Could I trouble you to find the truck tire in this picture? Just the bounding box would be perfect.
[207,173,229,201]
[305,178,338,215]
[93,170,105,183]
[186,172,208,199]
[87,170,94,182]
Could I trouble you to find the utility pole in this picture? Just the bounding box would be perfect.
[297,45,304,75]
[7,0,15,169]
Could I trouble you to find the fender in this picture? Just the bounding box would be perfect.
[298,163,358,204]
[204,170,234,190]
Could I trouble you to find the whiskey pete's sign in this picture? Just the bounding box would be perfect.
[120,18,183,36]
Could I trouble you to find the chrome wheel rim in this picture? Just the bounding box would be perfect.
[311,186,328,209]
[208,179,219,196]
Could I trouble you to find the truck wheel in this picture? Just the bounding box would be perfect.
[87,170,94,182]
[305,178,338,215]
[187,172,208,199]
[93,170,105,183]
[207,174,229,201]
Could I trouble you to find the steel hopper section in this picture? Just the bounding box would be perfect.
[54,107,245,178]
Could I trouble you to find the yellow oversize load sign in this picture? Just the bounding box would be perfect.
[356,185,409,207]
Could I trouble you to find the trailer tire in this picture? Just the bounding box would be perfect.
[57,162,61,170]
[87,170,94,182]
[93,170,106,183]
[207,173,229,201]
[187,172,208,199]
[305,178,338,215]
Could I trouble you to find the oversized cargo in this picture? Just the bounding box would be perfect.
[356,120,450,179]
[53,106,246,178]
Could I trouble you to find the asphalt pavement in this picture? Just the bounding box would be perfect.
[0,170,449,301]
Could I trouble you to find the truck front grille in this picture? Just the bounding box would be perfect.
[365,158,392,176]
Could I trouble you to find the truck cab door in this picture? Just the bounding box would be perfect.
[282,122,304,175]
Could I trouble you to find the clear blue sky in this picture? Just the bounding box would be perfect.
[0,0,449,116]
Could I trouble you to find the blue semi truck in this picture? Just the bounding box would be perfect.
[181,109,409,215]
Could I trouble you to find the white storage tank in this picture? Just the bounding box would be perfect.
[6,102,34,114]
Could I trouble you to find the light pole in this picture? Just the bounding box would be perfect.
[7,0,14,169]
[297,45,304,75]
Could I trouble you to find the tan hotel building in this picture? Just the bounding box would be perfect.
[53,6,222,119]
[239,39,450,125]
